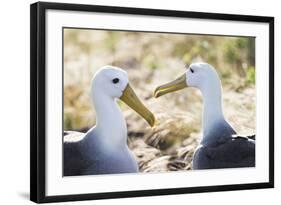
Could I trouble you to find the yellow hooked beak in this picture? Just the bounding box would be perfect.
[154,74,187,98]
[120,84,156,127]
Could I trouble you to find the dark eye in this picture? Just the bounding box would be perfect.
[112,78,119,84]
[190,68,194,73]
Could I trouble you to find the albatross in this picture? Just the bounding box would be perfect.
[154,63,255,169]
[64,66,155,176]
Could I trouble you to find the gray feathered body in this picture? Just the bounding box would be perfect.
[63,132,138,176]
[193,134,255,169]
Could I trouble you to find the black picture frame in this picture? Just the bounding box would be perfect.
[30,1,274,203]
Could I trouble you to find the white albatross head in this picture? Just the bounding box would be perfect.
[185,63,221,92]
[92,66,129,99]
[92,66,156,127]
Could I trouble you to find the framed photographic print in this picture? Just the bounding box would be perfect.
[30,1,274,203]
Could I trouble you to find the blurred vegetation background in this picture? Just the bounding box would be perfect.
[64,28,255,172]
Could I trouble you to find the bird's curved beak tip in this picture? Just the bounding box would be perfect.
[149,115,157,128]
[153,88,161,98]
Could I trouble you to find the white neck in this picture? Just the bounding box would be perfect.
[200,83,235,146]
[201,84,224,134]
[90,90,127,148]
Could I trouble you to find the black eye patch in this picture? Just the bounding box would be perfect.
[112,78,119,84]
